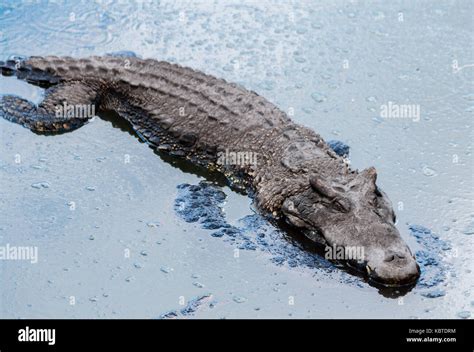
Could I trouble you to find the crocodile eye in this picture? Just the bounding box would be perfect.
[333,199,350,213]
[310,176,337,199]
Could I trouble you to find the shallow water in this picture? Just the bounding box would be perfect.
[0,0,473,318]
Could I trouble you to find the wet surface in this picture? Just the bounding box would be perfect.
[0,0,473,318]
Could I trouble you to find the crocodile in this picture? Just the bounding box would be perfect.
[0,55,420,286]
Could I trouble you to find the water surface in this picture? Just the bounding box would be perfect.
[0,0,473,318]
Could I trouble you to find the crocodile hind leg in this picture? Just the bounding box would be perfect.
[0,81,99,134]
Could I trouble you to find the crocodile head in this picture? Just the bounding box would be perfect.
[281,167,420,286]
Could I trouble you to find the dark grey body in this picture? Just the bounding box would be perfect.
[0,55,420,286]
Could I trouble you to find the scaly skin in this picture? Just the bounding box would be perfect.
[0,55,420,286]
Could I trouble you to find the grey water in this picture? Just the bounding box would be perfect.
[0,0,473,318]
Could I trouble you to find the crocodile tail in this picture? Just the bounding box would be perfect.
[1,55,101,133]
[1,56,61,88]
[1,55,133,87]
[25,55,136,82]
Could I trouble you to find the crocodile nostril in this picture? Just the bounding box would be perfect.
[384,251,407,263]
